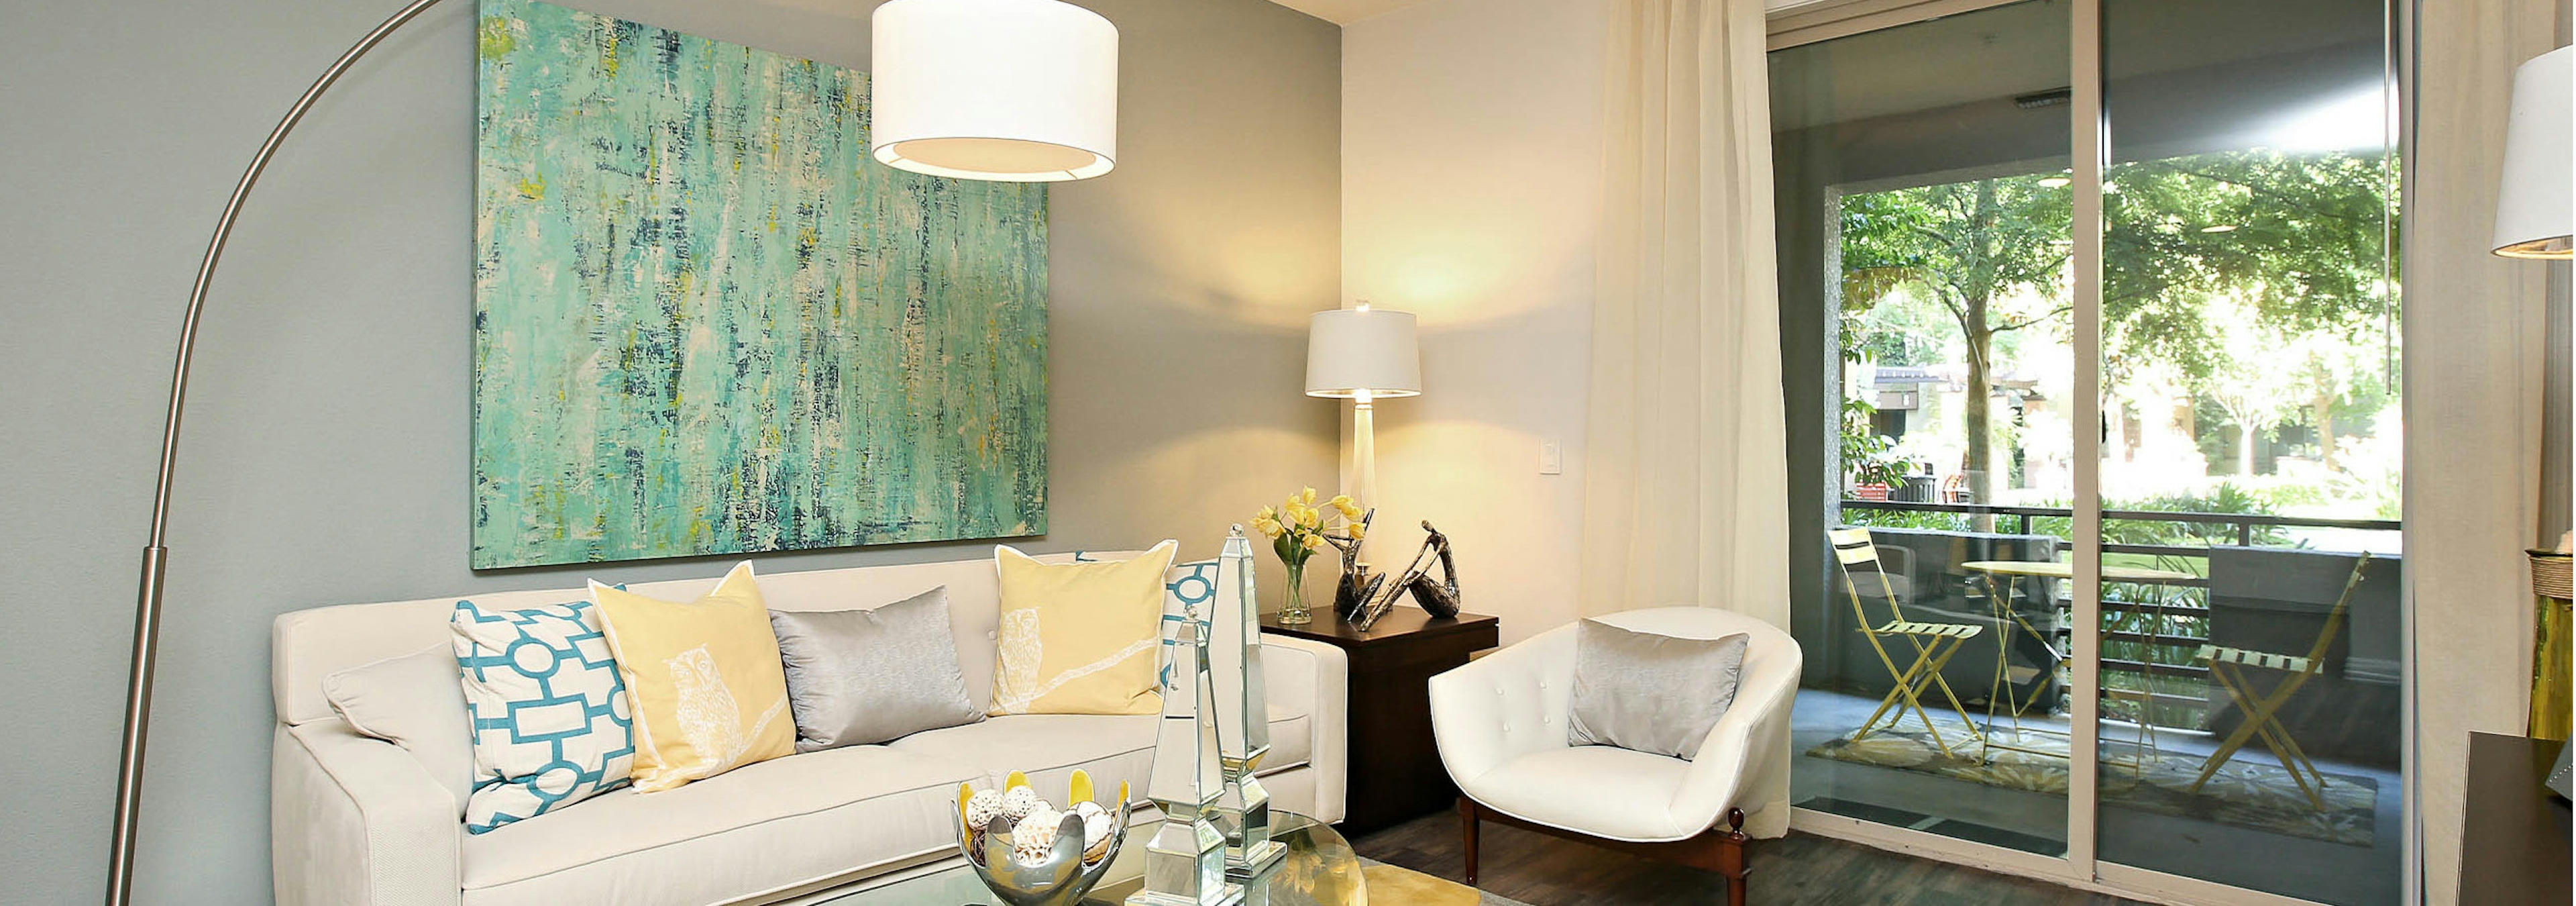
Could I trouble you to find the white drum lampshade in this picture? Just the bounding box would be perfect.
[2493,46,2571,258]
[870,0,1118,183]
[1306,307,1421,401]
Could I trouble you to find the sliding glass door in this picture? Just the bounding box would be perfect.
[2093,1,2402,903]
[1772,1,2402,903]
[1772,0,2076,858]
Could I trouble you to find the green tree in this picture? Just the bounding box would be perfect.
[2101,150,2396,454]
[1837,147,2394,505]
[1841,174,2070,509]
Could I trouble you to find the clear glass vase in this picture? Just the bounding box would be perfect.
[1277,564,1312,625]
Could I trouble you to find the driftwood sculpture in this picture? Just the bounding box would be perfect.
[1352,520,1462,631]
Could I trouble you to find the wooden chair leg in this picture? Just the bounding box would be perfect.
[1717,808,1750,905]
[1459,796,1481,885]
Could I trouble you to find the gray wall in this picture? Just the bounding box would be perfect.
[0,0,1340,902]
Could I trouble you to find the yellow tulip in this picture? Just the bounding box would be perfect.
[1344,522,1366,541]
[1256,505,1277,521]
[1298,487,1318,506]
[1253,517,1283,538]
[1303,534,1328,552]
[1297,507,1321,529]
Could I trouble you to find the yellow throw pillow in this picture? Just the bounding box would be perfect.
[990,541,1179,716]
[590,562,796,792]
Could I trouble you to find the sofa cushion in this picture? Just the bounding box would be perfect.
[460,744,977,906]
[891,714,1157,798]
[1262,705,1311,776]
[323,644,475,814]
[887,705,1313,803]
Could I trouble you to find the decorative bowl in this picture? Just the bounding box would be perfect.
[953,770,1134,906]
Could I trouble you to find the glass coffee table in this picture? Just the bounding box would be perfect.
[818,811,1364,905]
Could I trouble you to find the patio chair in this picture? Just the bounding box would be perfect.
[2187,551,2373,809]
[1831,528,1986,758]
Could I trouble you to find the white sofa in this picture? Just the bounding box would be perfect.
[270,552,1347,906]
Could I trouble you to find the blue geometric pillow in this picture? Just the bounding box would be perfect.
[1159,560,1220,693]
[450,599,635,834]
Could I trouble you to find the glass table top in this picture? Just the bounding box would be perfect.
[818,811,1364,906]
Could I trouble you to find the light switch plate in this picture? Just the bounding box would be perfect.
[1539,440,1562,474]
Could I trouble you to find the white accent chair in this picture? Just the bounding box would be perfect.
[1427,607,1800,904]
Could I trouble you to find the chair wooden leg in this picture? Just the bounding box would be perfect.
[1459,796,1481,885]
[1717,808,1751,905]
[1457,799,1760,901]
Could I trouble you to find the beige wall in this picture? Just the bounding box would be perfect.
[1340,0,1611,645]
[0,0,1338,901]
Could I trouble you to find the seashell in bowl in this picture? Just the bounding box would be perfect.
[952,770,1134,906]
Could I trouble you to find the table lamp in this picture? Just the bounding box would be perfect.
[1305,302,1421,534]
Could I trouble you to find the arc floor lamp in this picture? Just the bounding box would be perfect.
[104,0,1116,902]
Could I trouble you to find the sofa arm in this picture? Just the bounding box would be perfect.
[1260,634,1348,823]
[1427,624,1578,790]
[273,720,461,906]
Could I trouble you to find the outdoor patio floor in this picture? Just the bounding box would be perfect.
[1790,688,2404,906]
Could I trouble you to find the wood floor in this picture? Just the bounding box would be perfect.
[1351,811,2148,906]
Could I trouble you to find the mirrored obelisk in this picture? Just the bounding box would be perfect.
[1208,527,1285,876]
[1130,572,1241,906]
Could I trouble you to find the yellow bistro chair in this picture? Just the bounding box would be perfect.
[2188,551,2372,810]
[1831,528,1987,758]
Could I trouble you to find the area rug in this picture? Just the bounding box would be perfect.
[1360,859,1538,906]
[1805,718,2377,846]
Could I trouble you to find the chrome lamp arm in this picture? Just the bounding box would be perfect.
[109,1,451,903]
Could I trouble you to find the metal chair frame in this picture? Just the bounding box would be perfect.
[2186,552,2373,810]
[1832,527,1987,758]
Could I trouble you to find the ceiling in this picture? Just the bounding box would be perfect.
[1269,0,1831,26]
[1262,0,1431,24]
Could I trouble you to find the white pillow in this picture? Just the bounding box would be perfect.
[325,645,475,814]
[451,598,635,833]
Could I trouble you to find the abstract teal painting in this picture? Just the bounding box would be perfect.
[472,0,1047,569]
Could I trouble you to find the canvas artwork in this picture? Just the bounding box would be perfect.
[472,0,1049,569]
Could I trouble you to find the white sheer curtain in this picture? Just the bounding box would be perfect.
[2406,3,2564,902]
[1578,0,1790,636]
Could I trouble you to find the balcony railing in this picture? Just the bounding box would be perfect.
[1837,498,2400,727]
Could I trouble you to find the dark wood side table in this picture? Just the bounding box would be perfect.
[1263,607,1499,834]
[2459,732,2571,906]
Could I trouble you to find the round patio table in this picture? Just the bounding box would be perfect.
[1960,560,2201,768]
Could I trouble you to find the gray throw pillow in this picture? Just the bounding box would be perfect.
[1565,619,1750,760]
[769,587,983,752]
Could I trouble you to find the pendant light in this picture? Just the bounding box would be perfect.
[870,0,1120,183]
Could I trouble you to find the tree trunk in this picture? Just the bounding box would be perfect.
[1965,295,1994,532]
[2237,419,2259,476]
[2314,394,2337,471]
